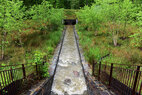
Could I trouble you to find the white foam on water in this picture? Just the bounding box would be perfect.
[51,26,88,95]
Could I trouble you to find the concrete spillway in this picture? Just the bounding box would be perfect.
[51,25,88,95]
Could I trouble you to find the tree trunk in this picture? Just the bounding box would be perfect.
[1,32,6,60]
[113,35,118,46]
[123,19,127,38]
[1,39,4,60]
[112,23,118,47]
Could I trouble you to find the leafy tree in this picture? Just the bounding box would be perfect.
[76,4,105,33]
[77,0,142,47]
[70,0,79,9]
[119,0,134,37]
[27,0,64,31]
[0,0,25,60]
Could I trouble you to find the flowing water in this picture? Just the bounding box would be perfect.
[51,25,88,95]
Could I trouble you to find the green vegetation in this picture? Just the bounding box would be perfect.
[0,0,64,93]
[22,0,94,9]
[76,0,142,65]
[0,0,141,91]
[0,0,64,75]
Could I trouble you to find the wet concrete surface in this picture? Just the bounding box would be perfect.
[51,25,88,95]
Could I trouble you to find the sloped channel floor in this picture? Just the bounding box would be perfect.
[51,25,88,94]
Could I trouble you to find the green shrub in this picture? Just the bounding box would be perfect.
[27,0,64,31]
[39,62,50,78]
[33,51,49,78]
[0,0,25,59]
[76,5,105,33]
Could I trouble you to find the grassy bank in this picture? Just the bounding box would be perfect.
[0,20,63,67]
[75,0,142,66]
[0,0,64,67]
[77,24,142,65]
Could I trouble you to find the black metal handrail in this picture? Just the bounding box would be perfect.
[92,62,142,95]
[0,62,46,95]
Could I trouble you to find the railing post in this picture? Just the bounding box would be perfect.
[104,64,106,72]
[43,61,45,65]
[98,62,101,81]
[22,64,26,79]
[92,60,95,76]
[10,67,13,81]
[109,63,113,89]
[36,63,38,76]
[138,82,142,95]
[132,66,140,95]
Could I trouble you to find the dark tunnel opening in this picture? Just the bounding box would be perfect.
[63,19,77,25]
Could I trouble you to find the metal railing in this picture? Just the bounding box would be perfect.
[92,61,142,95]
[0,62,47,95]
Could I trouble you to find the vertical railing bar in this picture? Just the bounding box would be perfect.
[8,70,12,84]
[132,70,137,88]
[92,60,95,76]
[14,69,17,81]
[121,67,128,95]
[127,70,131,87]
[9,69,13,83]
[5,71,10,86]
[132,66,140,95]
[0,72,3,91]
[2,71,7,87]
[12,69,15,81]
[135,71,141,92]
[8,69,13,95]
[127,70,132,94]
[36,63,38,77]
[122,67,127,95]
[98,62,101,81]
[122,68,125,83]
[108,63,113,89]
[114,67,119,92]
[2,71,8,94]
[138,82,142,95]
[123,69,128,95]
[10,68,15,95]
[117,67,123,94]
[130,70,136,95]
[14,69,19,93]
[0,71,4,89]
[125,69,130,95]
[118,67,123,94]
[11,69,16,95]
[124,69,128,85]
[22,64,26,79]
[130,70,135,89]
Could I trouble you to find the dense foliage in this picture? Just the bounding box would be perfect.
[0,0,63,70]
[0,0,141,77]
[22,0,94,9]
[0,0,25,59]
[76,0,142,64]
[27,0,64,30]
[21,0,142,9]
